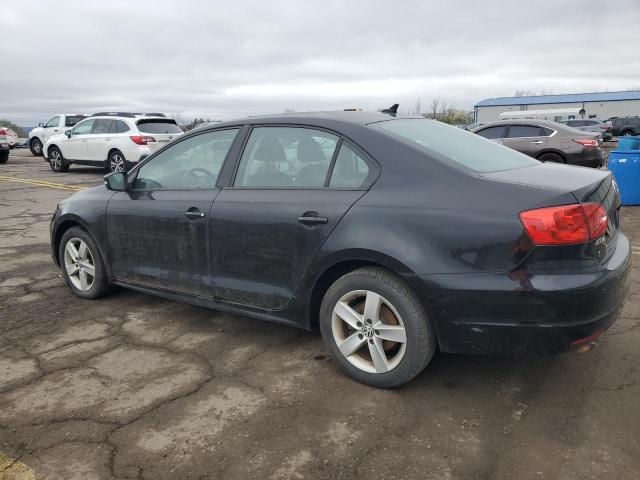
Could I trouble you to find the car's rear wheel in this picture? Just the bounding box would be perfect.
[319,267,436,388]
[108,150,126,173]
[0,152,8,164]
[59,227,112,299]
[622,130,634,137]
[538,152,564,163]
[30,138,43,156]
[49,147,69,172]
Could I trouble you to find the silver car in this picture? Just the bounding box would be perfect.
[472,119,605,168]
[560,119,613,141]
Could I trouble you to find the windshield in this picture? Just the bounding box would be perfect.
[372,119,539,172]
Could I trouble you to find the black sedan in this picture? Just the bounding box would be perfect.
[50,111,631,388]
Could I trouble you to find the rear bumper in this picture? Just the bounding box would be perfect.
[567,149,606,168]
[409,232,631,354]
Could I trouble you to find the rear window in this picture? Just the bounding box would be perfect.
[372,119,538,173]
[65,115,87,127]
[136,119,182,134]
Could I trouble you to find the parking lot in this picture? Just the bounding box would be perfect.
[0,150,639,479]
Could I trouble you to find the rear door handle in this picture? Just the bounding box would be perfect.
[298,211,328,225]
[184,209,206,220]
[531,140,544,144]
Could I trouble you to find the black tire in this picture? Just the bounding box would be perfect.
[108,150,127,173]
[0,152,8,164]
[622,130,634,137]
[30,137,43,156]
[58,226,112,299]
[319,267,436,388]
[538,152,564,163]
[48,146,69,172]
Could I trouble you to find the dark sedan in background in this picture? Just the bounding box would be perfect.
[472,119,606,167]
[50,111,630,388]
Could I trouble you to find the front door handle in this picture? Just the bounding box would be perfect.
[184,208,206,220]
[298,211,328,225]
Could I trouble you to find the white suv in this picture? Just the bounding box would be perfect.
[29,114,88,156]
[43,113,183,173]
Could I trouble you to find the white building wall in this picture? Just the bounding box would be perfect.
[476,99,640,123]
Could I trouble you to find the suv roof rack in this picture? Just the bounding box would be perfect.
[91,112,137,118]
[90,112,166,118]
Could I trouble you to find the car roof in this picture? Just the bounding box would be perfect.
[208,111,415,129]
[474,119,566,128]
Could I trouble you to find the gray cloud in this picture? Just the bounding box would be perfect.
[2,0,639,125]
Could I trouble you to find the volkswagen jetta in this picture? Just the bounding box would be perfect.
[50,111,631,387]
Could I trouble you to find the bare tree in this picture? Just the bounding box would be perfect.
[413,98,422,117]
[429,98,440,120]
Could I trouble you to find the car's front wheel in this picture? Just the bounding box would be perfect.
[319,267,436,388]
[30,138,43,156]
[59,227,112,299]
[48,147,69,172]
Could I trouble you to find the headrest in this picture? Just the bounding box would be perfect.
[254,136,286,163]
[297,137,326,164]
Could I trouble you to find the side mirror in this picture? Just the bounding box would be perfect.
[104,171,127,191]
[38,123,44,127]
[65,130,72,138]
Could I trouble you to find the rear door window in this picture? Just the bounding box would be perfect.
[373,119,538,172]
[506,125,543,138]
[329,144,370,188]
[65,115,86,127]
[136,119,182,134]
[476,126,506,139]
[92,119,112,134]
[109,120,130,134]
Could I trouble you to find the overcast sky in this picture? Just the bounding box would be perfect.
[2,0,640,126]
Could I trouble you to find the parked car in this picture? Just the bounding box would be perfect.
[610,116,640,137]
[0,127,18,148]
[464,121,486,131]
[473,119,605,167]
[560,119,613,141]
[0,129,9,163]
[50,111,630,387]
[43,112,183,173]
[15,138,30,148]
[29,114,88,156]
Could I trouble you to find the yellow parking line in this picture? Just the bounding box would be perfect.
[0,175,87,192]
[0,450,36,480]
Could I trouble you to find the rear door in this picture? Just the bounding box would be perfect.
[42,115,61,143]
[106,128,240,295]
[501,124,547,157]
[209,125,374,310]
[136,118,183,154]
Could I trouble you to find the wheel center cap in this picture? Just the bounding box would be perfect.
[362,324,375,338]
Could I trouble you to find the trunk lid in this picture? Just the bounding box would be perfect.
[136,118,183,151]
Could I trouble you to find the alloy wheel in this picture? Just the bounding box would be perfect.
[32,140,42,154]
[50,150,62,170]
[331,290,407,374]
[63,237,96,291]
[110,154,125,172]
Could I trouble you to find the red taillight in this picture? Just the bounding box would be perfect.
[0,128,6,135]
[573,138,599,148]
[129,135,156,145]
[519,203,608,246]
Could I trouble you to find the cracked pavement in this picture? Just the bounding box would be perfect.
[1,151,639,479]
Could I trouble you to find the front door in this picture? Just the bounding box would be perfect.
[210,126,371,310]
[105,128,241,296]
[64,118,95,160]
